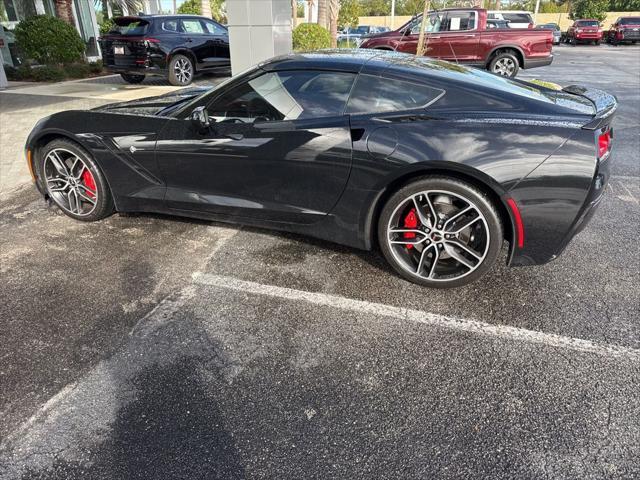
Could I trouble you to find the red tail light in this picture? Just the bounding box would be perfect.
[528,23,534,29]
[597,129,611,159]
[145,37,161,43]
[506,198,525,249]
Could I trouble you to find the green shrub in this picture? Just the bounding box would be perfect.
[293,23,331,51]
[14,15,85,64]
[99,18,115,35]
[30,65,66,82]
[88,60,104,74]
[4,64,32,81]
[65,62,91,78]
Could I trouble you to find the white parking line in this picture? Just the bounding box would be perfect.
[193,273,640,361]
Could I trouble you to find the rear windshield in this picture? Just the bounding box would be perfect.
[502,13,532,23]
[110,18,150,35]
[576,20,599,26]
[540,23,559,30]
[619,17,640,25]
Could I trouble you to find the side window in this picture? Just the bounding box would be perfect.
[346,74,444,114]
[204,20,227,35]
[442,11,476,31]
[410,13,445,34]
[181,19,205,34]
[161,20,179,33]
[207,71,356,123]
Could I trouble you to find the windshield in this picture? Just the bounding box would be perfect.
[619,17,640,25]
[540,23,559,30]
[576,20,599,27]
[109,18,150,35]
[356,26,370,34]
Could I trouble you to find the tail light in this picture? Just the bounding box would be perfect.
[528,23,534,29]
[597,128,611,160]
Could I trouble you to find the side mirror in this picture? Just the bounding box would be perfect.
[190,105,210,131]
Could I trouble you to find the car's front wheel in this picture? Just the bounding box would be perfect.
[120,73,146,84]
[378,177,504,288]
[168,54,194,86]
[488,51,519,78]
[38,139,114,222]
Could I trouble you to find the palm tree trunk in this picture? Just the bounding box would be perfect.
[317,0,327,29]
[328,0,338,48]
[291,0,297,29]
[201,0,211,18]
[55,0,75,25]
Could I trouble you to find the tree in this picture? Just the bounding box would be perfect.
[608,0,640,10]
[318,0,328,28]
[338,0,360,28]
[329,0,339,46]
[570,0,608,20]
[54,0,74,24]
[397,0,425,15]
[176,0,226,22]
[360,0,391,16]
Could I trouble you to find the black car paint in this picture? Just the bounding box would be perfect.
[99,15,230,77]
[26,51,615,268]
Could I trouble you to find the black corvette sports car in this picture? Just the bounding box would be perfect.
[26,50,616,288]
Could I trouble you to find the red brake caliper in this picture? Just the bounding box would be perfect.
[81,169,96,199]
[403,208,420,249]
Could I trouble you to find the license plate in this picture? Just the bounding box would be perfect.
[114,46,124,55]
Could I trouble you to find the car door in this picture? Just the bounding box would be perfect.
[396,12,447,57]
[156,69,356,224]
[437,10,480,62]
[179,18,210,69]
[201,19,230,67]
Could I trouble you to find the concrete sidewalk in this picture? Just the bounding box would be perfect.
[0,74,225,199]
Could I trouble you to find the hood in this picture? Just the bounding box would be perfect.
[92,86,211,116]
[360,29,397,41]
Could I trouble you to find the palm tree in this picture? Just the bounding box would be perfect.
[317,0,327,29]
[328,0,338,47]
[55,0,74,24]
[201,0,212,18]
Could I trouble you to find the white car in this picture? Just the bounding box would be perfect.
[487,11,534,29]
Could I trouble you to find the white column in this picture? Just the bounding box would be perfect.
[0,49,8,89]
[226,0,293,76]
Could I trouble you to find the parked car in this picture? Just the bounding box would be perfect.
[604,16,640,45]
[537,23,561,45]
[487,10,534,29]
[338,25,390,43]
[358,8,553,77]
[99,15,230,86]
[566,19,603,45]
[25,50,616,288]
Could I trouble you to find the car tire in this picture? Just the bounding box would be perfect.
[120,73,145,84]
[488,51,520,78]
[595,40,601,45]
[37,138,114,222]
[168,54,194,86]
[377,176,504,289]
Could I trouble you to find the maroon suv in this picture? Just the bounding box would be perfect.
[566,19,603,45]
[605,16,640,45]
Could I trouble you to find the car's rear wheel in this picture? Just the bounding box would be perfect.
[488,51,519,78]
[38,139,114,222]
[378,177,504,288]
[120,73,146,84]
[168,54,194,86]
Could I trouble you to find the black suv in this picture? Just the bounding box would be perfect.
[99,15,230,86]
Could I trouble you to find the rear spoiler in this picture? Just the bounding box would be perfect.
[563,85,617,130]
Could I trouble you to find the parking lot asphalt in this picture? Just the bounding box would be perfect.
[1,45,639,479]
